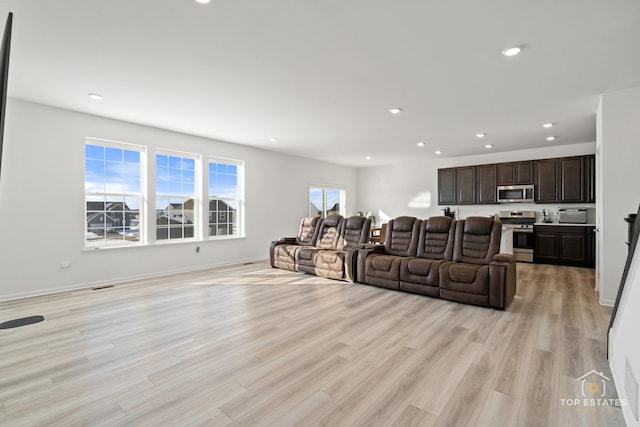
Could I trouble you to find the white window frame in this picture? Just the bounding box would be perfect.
[155,149,201,243]
[208,157,245,239]
[309,185,346,217]
[84,137,147,248]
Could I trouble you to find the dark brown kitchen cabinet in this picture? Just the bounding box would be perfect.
[437,154,595,205]
[456,166,476,205]
[534,159,559,203]
[438,168,456,205]
[476,164,497,204]
[533,225,594,267]
[497,161,533,185]
[559,156,585,203]
[585,154,596,203]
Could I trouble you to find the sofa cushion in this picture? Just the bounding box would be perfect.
[384,217,421,257]
[315,215,344,249]
[453,217,501,264]
[448,263,478,283]
[340,216,371,249]
[406,258,436,276]
[296,215,322,246]
[439,263,490,295]
[372,255,394,272]
[417,216,455,260]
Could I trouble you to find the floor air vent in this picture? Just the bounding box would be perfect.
[92,285,115,291]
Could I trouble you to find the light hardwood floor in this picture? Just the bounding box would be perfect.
[0,261,626,426]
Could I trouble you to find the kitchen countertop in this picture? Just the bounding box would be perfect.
[534,222,596,227]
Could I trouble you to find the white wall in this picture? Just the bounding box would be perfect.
[609,237,640,427]
[0,99,357,301]
[356,142,596,223]
[599,85,640,306]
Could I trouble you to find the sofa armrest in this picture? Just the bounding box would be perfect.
[493,253,515,263]
[277,237,297,244]
[356,246,384,283]
[269,237,297,268]
[489,256,516,309]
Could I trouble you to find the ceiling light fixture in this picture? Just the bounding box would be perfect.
[546,136,558,141]
[88,93,103,100]
[194,0,211,4]
[543,123,555,128]
[417,141,425,147]
[269,137,277,142]
[502,46,521,57]
[435,150,442,155]
[365,156,372,160]
[476,133,486,138]
[484,144,494,149]
[389,107,402,115]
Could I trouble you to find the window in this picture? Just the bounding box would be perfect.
[209,158,244,238]
[156,151,198,241]
[309,186,345,217]
[85,139,144,247]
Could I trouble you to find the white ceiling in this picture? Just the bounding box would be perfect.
[2,0,639,167]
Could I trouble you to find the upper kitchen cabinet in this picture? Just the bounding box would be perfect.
[585,154,596,203]
[438,168,456,205]
[497,161,533,185]
[437,154,595,205]
[456,166,476,205]
[476,164,497,204]
[534,158,559,203]
[559,156,585,203]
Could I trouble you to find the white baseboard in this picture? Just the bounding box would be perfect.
[0,257,269,303]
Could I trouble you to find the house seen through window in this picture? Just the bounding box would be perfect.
[309,186,345,217]
[209,158,243,238]
[156,152,198,241]
[85,140,144,247]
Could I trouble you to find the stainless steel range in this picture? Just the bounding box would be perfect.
[499,210,536,263]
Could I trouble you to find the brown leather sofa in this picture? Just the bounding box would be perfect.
[358,216,516,310]
[399,216,456,298]
[270,214,371,281]
[439,217,516,310]
[270,215,322,271]
[356,216,421,290]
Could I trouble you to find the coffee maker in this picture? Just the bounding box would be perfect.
[442,207,456,219]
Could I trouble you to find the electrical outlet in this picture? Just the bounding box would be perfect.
[60,261,71,269]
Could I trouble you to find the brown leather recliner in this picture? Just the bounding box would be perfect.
[399,216,456,297]
[270,215,322,271]
[439,216,516,310]
[357,216,421,290]
[298,215,371,281]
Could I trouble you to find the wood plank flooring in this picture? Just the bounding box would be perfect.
[0,261,626,426]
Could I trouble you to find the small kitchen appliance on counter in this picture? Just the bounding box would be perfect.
[557,208,587,224]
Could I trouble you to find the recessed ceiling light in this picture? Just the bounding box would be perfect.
[484,144,494,149]
[543,123,555,128]
[546,136,558,141]
[365,156,372,160]
[502,46,521,57]
[476,133,486,138]
[195,0,211,4]
[268,137,277,142]
[88,93,103,100]
[417,141,425,147]
[389,107,402,115]
[435,150,442,155]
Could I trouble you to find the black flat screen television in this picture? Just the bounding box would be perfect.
[0,12,13,183]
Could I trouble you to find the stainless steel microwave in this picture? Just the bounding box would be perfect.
[497,185,534,203]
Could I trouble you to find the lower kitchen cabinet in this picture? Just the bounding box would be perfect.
[534,225,595,268]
